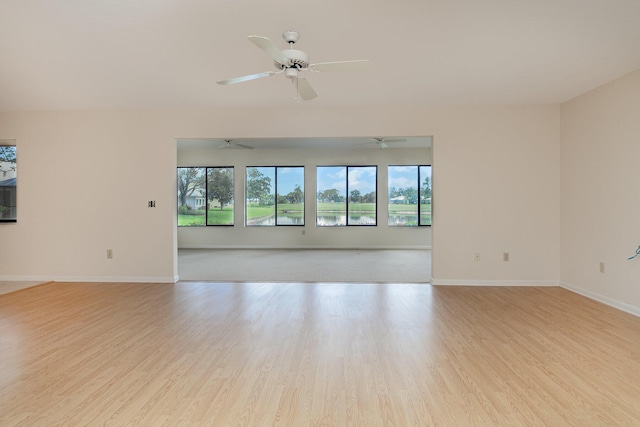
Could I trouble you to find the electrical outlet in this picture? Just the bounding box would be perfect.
[503,252,510,262]
[599,262,605,273]
[107,249,113,259]
[474,252,480,262]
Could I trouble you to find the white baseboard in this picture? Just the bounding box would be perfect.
[561,281,640,318]
[0,275,53,282]
[431,278,559,287]
[0,275,178,284]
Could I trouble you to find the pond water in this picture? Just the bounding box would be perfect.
[249,213,378,226]
[316,214,378,226]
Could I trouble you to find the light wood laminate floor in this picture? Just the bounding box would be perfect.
[1,282,640,426]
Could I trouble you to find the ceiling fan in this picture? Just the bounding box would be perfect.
[216,139,254,150]
[358,137,407,149]
[217,30,371,101]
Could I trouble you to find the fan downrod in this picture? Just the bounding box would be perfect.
[282,30,299,45]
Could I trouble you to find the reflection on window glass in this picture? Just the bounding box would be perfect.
[419,165,432,226]
[0,145,17,222]
[276,167,304,225]
[177,167,206,226]
[207,167,234,225]
[246,167,275,226]
[317,166,376,226]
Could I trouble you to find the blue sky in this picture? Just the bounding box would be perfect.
[276,167,304,195]
[388,166,418,190]
[316,166,346,195]
[317,166,378,195]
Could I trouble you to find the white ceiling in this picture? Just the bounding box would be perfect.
[2,0,640,111]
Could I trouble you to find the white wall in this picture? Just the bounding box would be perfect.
[0,105,560,285]
[177,147,431,249]
[560,70,640,315]
[430,106,561,284]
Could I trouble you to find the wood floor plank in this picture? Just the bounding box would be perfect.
[1,282,640,426]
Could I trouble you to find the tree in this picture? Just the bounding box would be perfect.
[389,186,400,199]
[177,168,204,207]
[246,167,272,205]
[403,187,418,204]
[0,146,16,177]
[349,189,362,203]
[362,191,376,204]
[421,176,432,200]
[318,188,342,203]
[289,185,304,204]
[208,168,233,210]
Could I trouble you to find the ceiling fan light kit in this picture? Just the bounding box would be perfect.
[355,137,408,149]
[217,30,370,101]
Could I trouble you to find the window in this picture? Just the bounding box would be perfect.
[276,167,304,225]
[177,167,234,226]
[246,166,304,226]
[419,165,432,226]
[177,167,206,226]
[316,166,377,226]
[0,144,17,222]
[388,165,431,226]
[207,167,234,225]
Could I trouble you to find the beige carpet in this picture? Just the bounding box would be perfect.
[178,249,431,283]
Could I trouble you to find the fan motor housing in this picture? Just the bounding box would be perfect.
[274,49,309,70]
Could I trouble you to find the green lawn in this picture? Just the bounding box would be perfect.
[178,207,234,226]
[276,203,304,212]
[316,202,346,212]
[246,204,275,220]
[316,202,376,213]
[207,207,234,225]
[178,211,205,226]
[180,202,432,226]
[389,203,431,213]
[389,204,418,214]
[347,203,376,213]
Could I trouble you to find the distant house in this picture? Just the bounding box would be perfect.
[390,195,407,204]
[184,188,206,210]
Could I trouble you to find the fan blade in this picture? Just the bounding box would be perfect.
[248,36,289,64]
[217,71,276,85]
[233,143,254,149]
[379,142,389,149]
[310,60,371,72]
[296,78,317,101]
[377,138,406,143]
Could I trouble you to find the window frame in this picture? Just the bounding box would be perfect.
[245,165,305,227]
[206,166,235,226]
[418,165,432,226]
[316,165,378,227]
[0,144,17,223]
[387,164,431,227]
[177,166,235,227]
